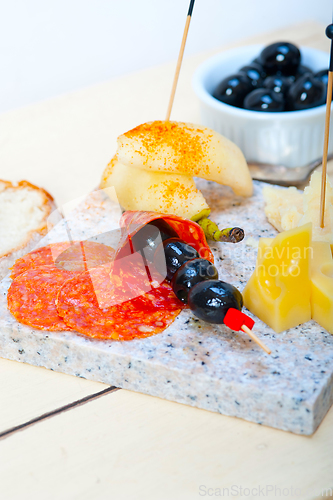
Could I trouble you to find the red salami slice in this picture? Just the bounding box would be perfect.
[7,265,75,331]
[10,242,71,279]
[57,263,185,340]
[11,241,115,279]
[118,211,214,263]
[55,241,115,272]
[8,211,209,340]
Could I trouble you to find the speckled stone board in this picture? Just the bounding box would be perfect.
[1,182,333,435]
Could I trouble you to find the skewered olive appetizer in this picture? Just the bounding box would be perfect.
[160,234,268,350]
[130,221,271,354]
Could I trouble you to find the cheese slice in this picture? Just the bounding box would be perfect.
[243,224,312,333]
[310,241,333,334]
[263,171,333,243]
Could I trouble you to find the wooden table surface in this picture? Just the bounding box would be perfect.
[0,21,332,500]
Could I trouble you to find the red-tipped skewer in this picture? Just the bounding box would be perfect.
[224,308,272,355]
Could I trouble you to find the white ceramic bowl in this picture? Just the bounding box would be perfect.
[193,44,332,168]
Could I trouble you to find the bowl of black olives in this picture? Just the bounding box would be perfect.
[193,42,332,168]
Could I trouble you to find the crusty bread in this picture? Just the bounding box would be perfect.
[0,180,56,279]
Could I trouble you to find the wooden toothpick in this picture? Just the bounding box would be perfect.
[320,23,333,228]
[166,0,195,121]
[241,324,272,355]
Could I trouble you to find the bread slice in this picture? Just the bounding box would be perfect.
[0,180,56,279]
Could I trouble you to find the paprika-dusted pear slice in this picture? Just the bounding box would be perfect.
[100,156,210,220]
[117,121,253,197]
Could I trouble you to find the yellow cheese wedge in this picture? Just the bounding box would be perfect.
[117,121,253,197]
[310,241,333,334]
[100,156,209,219]
[243,223,312,333]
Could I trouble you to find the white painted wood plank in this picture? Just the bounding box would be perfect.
[0,389,332,500]
[0,358,108,432]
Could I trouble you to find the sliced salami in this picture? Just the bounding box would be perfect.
[11,241,115,279]
[8,211,209,340]
[7,265,75,331]
[10,242,71,279]
[118,211,214,262]
[55,241,115,272]
[57,263,184,340]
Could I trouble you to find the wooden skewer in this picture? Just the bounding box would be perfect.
[166,0,195,121]
[320,23,333,228]
[319,71,333,228]
[241,325,272,355]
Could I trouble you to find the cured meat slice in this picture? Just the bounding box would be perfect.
[8,211,208,340]
[55,241,115,272]
[118,211,214,263]
[10,241,115,279]
[7,265,75,331]
[57,263,184,340]
[10,242,71,279]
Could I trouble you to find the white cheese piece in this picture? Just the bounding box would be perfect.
[263,171,333,243]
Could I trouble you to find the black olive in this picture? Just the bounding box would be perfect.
[149,220,178,241]
[287,73,326,111]
[171,258,218,303]
[314,69,333,99]
[263,75,293,96]
[315,69,329,86]
[213,73,253,108]
[130,221,177,262]
[243,88,284,112]
[259,42,301,76]
[239,63,264,87]
[188,280,243,324]
[154,238,199,281]
[293,65,313,81]
[252,56,261,65]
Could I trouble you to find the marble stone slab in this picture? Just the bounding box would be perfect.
[1,182,333,435]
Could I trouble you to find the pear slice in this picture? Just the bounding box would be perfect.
[101,156,210,220]
[117,121,253,197]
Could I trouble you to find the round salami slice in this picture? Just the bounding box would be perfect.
[54,241,115,272]
[7,265,75,331]
[118,211,214,263]
[57,263,184,340]
[10,242,71,279]
[11,241,115,279]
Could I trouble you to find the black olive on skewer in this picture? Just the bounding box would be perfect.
[130,221,178,262]
[132,224,271,354]
[188,280,243,324]
[154,238,199,281]
[171,258,218,303]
